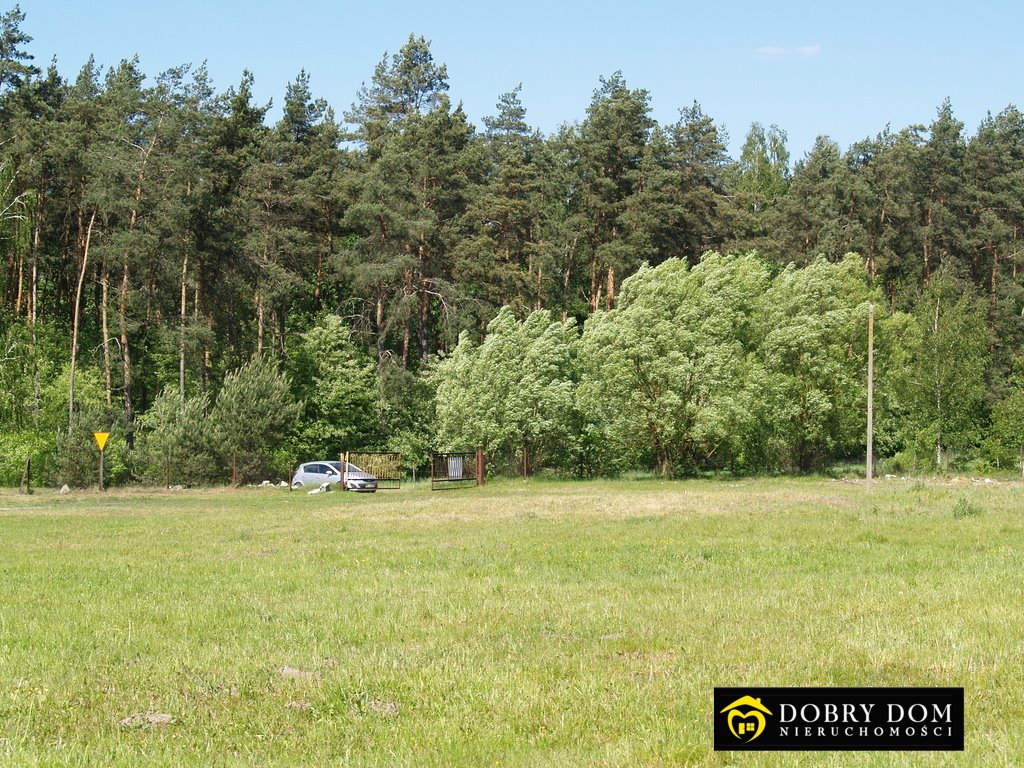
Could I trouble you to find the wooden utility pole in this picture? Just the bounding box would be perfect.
[867,304,874,491]
[19,457,31,495]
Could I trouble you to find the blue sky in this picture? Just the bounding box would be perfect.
[21,1,1023,161]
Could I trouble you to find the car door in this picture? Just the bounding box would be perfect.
[296,463,317,485]
[314,463,342,484]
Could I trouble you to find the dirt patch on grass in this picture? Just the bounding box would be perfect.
[120,712,175,728]
[277,666,314,680]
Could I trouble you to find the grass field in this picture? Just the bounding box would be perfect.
[0,477,1021,766]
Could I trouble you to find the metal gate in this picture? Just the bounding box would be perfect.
[431,450,485,490]
[343,451,403,490]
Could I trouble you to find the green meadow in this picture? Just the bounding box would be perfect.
[0,478,1020,766]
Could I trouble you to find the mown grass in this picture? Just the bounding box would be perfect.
[0,477,1021,766]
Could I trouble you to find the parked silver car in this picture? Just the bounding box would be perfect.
[291,461,378,492]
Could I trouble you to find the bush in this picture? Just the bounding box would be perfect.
[952,498,984,518]
[0,431,52,487]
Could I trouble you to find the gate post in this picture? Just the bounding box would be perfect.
[476,448,485,487]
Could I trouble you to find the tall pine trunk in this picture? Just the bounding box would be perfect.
[100,259,112,407]
[376,289,385,360]
[417,239,430,364]
[256,291,265,355]
[69,210,97,427]
[418,283,429,364]
[29,182,44,428]
[179,252,189,405]
[561,237,576,322]
[118,257,133,446]
[118,168,150,451]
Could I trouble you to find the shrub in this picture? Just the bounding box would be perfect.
[952,498,984,518]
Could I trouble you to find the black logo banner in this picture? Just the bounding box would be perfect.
[714,687,964,751]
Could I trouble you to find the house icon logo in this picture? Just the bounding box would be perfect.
[719,695,773,742]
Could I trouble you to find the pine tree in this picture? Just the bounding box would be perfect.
[774,136,858,262]
[453,85,548,322]
[655,102,731,263]
[345,34,449,158]
[916,100,969,280]
[210,355,301,484]
[0,4,37,94]
[563,73,655,313]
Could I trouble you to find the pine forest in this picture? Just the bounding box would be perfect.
[3,8,1024,485]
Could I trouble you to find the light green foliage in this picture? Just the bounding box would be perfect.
[580,253,770,475]
[288,314,378,460]
[210,355,301,483]
[986,363,1024,473]
[0,322,100,486]
[736,122,790,211]
[435,308,580,474]
[42,363,127,487]
[136,389,213,486]
[753,254,875,472]
[869,308,919,463]
[0,429,47,486]
[0,320,37,430]
[897,270,990,467]
[724,122,792,258]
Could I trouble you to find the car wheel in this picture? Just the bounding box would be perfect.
[291,481,303,489]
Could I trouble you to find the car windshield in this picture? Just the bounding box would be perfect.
[328,461,341,470]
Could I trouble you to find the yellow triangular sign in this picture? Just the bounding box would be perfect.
[94,432,110,451]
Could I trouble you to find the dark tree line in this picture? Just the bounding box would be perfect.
[2,7,1023,483]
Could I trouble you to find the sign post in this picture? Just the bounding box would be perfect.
[94,432,110,491]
